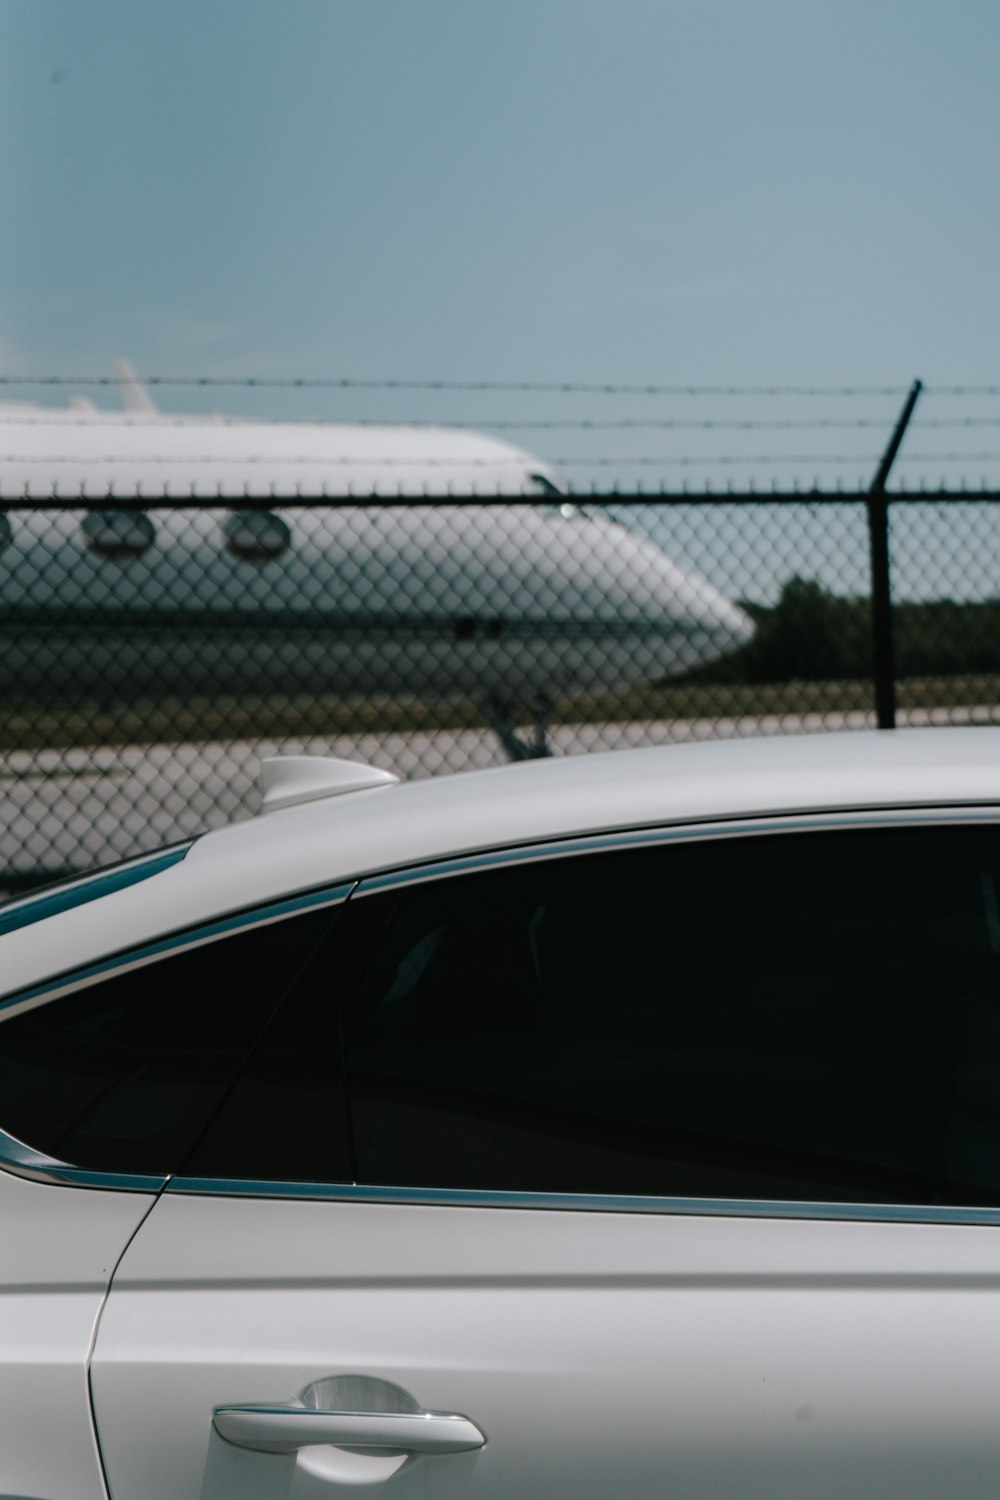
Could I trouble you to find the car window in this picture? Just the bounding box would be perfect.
[0,903,339,1176]
[343,825,1000,1206]
[180,893,398,1185]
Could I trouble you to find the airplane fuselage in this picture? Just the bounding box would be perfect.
[0,402,754,706]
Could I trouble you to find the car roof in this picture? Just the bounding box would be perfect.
[4,726,1000,1000]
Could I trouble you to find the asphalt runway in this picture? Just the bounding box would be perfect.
[3,702,1000,891]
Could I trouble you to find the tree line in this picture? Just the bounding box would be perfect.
[695,577,1000,682]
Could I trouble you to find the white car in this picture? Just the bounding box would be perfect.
[4,727,1000,1500]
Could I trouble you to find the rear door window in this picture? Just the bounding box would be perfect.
[343,825,1000,1206]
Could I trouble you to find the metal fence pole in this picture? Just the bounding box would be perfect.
[867,492,896,729]
[867,379,922,729]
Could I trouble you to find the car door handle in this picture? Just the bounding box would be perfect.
[213,1403,486,1455]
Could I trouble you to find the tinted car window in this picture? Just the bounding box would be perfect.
[0,904,336,1175]
[181,894,397,1184]
[345,826,1000,1205]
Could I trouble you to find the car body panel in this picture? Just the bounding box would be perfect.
[92,1191,1000,1500]
[6,726,1000,1002]
[0,1166,155,1500]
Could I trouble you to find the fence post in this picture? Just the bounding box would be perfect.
[867,378,922,730]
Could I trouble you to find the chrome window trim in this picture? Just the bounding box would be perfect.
[0,841,193,939]
[165,1177,1000,1228]
[0,1124,166,1193]
[352,803,1000,899]
[0,879,356,1023]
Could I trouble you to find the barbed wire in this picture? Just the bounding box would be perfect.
[4,375,1000,402]
[9,451,1000,467]
[6,413,1000,431]
[926,387,1000,397]
[0,375,920,396]
[558,452,1000,467]
[370,416,1000,431]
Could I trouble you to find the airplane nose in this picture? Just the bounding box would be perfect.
[565,511,756,671]
[683,589,756,658]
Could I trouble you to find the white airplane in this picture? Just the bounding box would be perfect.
[0,363,754,759]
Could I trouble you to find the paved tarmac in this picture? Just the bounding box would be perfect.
[3,702,1000,891]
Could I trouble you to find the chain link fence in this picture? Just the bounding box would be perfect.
[3,490,1000,891]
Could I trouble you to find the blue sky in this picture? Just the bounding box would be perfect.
[3,0,1000,498]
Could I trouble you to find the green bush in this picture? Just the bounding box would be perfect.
[694,577,1000,683]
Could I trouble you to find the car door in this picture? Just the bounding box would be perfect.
[91,814,1000,1500]
[0,875,347,1500]
[0,1159,154,1500]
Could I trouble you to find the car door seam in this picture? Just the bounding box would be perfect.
[85,1175,173,1500]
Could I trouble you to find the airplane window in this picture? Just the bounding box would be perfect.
[222,509,291,563]
[81,510,156,560]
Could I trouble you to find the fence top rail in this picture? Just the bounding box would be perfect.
[2,488,1000,510]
